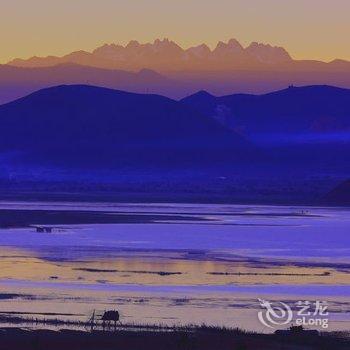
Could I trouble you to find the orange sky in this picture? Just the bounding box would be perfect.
[1,0,349,63]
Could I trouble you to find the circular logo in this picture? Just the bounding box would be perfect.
[258,298,293,328]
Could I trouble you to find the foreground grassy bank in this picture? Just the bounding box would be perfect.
[0,326,349,350]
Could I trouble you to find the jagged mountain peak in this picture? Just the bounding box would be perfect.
[216,38,243,48]
[154,38,172,45]
[126,40,141,49]
[7,37,296,69]
[186,44,211,57]
[213,39,245,56]
[246,42,292,63]
[228,38,244,49]
[152,38,183,52]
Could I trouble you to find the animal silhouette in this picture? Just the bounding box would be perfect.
[101,310,120,330]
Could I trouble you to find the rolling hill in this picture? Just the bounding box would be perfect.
[182,85,350,139]
[0,84,348,203]
[0,85,256,172]
[182,85,350,186]
[0,64,186,105]
[1,64,350,106]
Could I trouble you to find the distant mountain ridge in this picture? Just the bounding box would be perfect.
[3,38,350,105]
[7,38,297,71]
[8,38,350,73]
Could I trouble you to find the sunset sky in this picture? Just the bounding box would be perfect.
[1,0,349,63]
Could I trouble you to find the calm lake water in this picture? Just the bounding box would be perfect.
[0,201,349,332]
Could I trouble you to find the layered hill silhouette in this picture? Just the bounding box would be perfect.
[182,85,350,174]
[0,64,187,105]
[0,85,255,172]
[2,62,350,105]
[1,84,349,170]
[2,38,350,104]
[0,84,349,203]
[182,85,350,138]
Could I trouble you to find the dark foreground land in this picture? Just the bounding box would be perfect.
[0,327,349,350]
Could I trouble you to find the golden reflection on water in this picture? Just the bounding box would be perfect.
[0,247,349,286]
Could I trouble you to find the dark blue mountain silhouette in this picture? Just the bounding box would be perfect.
[323,179,350,205]
[1,84,349,204]
[182,85,350,137]
[0,85,256,171]
[0,64,186,105]
[182,85,350,175]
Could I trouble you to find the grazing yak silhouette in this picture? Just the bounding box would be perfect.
[101,310,120,330]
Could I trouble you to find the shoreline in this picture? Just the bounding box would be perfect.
[1,202,349,332]
[0,325,349,350]
[2,279,350,296]
[0,190,347,207]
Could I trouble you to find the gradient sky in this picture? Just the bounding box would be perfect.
[1,0,349,63]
